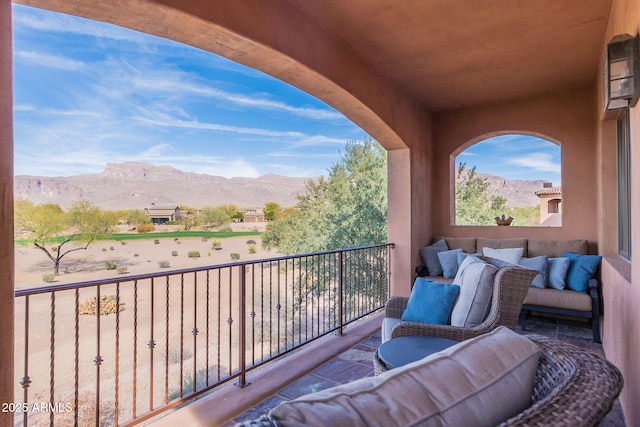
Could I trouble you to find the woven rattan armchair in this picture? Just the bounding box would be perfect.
[384,257,538,342]
[236,334,623,427]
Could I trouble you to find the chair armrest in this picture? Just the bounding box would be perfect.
[389,321,483,342]
[385,296,408,319]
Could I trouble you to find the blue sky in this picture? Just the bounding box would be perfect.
[12,4,561,185]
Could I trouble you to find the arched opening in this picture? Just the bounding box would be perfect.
[453,134,561,227]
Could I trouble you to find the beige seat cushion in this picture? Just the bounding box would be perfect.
[437,236,477,254]
[524,286,592,311]
[269,327,540,427]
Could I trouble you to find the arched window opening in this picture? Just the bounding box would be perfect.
[454,134,561,227]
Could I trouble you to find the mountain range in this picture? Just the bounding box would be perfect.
[14,162,312,210]
[14,161,552,210]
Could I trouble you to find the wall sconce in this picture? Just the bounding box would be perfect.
[604,34,639,111]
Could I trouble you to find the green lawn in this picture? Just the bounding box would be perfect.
[14,230,261,246]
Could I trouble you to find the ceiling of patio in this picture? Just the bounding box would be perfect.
[286,0,613,111]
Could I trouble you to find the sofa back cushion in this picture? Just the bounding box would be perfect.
[528,239,588,257]
[437,236,477,254]
[269,327,540,427]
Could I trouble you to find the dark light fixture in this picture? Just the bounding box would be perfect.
[604,34,639,111]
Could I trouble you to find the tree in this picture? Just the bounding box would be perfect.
[200,206,230,229]
[177,205,199,231]
[15,200,115,275]
[263,202,282,221]
[122,209,151,227]
[263,138,387,253]
[455,163,507,225]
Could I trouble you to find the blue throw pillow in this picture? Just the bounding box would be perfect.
[547,257,570,290]
[401,278,460,324]
[437,248,464,278]
[419,239,449,276]
[563,252,602,293]
[519,256,548,289]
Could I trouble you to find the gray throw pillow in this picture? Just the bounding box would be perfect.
[519,256,549,289]
[437,249,464,278]
[547,257,570,289]
[450,255,498,327]
[419,239,449,276]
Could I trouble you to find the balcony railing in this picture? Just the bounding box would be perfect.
[14,243,393,426]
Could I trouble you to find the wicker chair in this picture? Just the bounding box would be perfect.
[235,334,623,427]
[384,257,538,342]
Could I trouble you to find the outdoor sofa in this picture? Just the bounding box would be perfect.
[417,237,603,342]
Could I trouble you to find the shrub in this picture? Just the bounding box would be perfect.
[105,261,117,270]
[137,223,155,233]
[174,237,179,242]
[201,237,208,242]
[230,253,240,260]
[134,253,140,257]
[211,240,222,250]
[154,239,160,245]
[158,260,170,268]
[248,244,257,254]
[102,248,107,252]
[117,266,128,274]
[172,250,179,257]
[120,240,127,245]
[42,273,55,283]
[219,226,233,233]
[188,251,201,258]
[246,239,256,245]
[110,246,115,251]
[79,295,124,316]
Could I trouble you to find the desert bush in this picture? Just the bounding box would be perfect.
[102,247,107,252]
[117,266,128,274]
[230,253,240,260]
[248,244,257,254]
[201,236,208,242]
[188,251,201,258]
[110,246,115,251]
[174,237,179,242]
[137,223,155,233]
[158,260,170,268]
[42,273,55,283]
[172,250,179,257]
[246,239,256,245]
[105,261,117,270]
[120,240,127,245]
[219,226,233,232]
[211,240,222,250]
[79,295,124,316]
[134,253,139,257]
[154,239,160,245]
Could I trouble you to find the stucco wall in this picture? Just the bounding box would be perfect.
[431,87,599,247]
[598,0,640,425]
[0,0,13,424]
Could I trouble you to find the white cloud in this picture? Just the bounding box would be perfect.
[507,152,560,174]
[14,50,86,71]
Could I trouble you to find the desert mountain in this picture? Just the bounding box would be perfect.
[14,162,552,210]
[14,162,313,210]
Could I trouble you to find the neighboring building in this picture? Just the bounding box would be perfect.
[145,204,181,224]
[243,209,265,222]
[535,183,562,227]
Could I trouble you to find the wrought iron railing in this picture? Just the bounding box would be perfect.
[14,243,393,426]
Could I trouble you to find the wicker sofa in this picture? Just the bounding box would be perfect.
[236,330,623,427]
[417,237,602,342]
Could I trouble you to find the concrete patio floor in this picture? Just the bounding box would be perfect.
[224,314,626,427]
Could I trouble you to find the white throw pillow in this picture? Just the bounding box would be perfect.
[450,255,498,327]
[482,247,525,265]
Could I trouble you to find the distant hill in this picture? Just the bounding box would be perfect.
[14,162,550,210]
[457,169,552,208]
[14,162,313,210]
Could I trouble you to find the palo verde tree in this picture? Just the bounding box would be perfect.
[15,200,115,275]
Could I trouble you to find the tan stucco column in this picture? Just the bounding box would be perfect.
[0,1,14,425]
[387,148,412,297]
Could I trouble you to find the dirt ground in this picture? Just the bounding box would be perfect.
[14,222,276,290]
